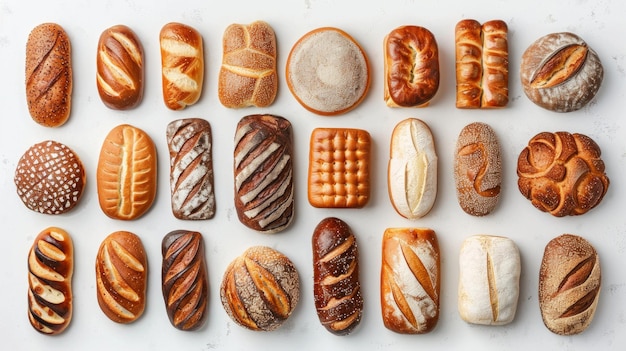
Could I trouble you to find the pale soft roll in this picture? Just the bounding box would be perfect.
[388,118,437,219]
[458,235,520,325]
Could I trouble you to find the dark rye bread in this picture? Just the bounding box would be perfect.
[27,227,73,335]
[312,217,363,335]
[162,230,209,330]
[167,118,215,220]
[234,114,294,233]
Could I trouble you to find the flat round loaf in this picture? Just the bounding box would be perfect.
[220,246,300,331]
[15,140,86,214]
[286,27,370,116]
[97,124,157,220]
[520,32,603,112]
[517,131,609,216]
[25,23,72,127]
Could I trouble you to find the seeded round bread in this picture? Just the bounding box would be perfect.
[14,140,86,214]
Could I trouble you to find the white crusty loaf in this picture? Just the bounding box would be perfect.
[458,235,521,325]
[388,118,438,219]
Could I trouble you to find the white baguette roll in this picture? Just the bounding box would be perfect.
[387,118,438,219]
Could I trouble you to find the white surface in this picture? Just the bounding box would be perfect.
[1,0,625,350]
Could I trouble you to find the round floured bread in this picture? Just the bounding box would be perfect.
[286,27,370,116]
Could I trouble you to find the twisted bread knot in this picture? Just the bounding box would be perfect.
[517,131,609,216]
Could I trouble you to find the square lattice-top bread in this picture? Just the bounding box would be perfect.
[308,128,371,208]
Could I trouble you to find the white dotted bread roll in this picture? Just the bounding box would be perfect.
[160,22,204,110]
[458,235,521,325]
[218,21,277,108]
[381,228,440,334]
[388,118,438,219]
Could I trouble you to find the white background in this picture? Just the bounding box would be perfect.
[1,0,625,350]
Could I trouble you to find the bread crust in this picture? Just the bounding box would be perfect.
[25,23,72,127]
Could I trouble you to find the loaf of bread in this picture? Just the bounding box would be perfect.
[25,23,72,127]
[14,140,86,215]
[96,24,144,110]
[286,27,370,116]
[96,231,147,324]
[234,115,293,233]
[162,230,209,330]
[27,227,73,335]
[388,118,437,219]
[312,217,363,335]
[539,234,601,335]
[381,228,440,334]
[97,124,157,220]
[454,122,502,216]
[384,25,439,107]
[458,235,521,325]
[218,21,277,108]
[167,118,215,220]
[308,128,371,208]
[220,246,300,331]
[517,131,609,217]
[160,22,204,110]
[455,19,509,108]
[520,32,603,112]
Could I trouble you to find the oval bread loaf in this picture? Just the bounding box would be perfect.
[97,124,157,220]
[312,217,363,335]
[454,122,502,216]
[25,23,72,127]
[162,230,209,330]
[381,228,440,334]
[388,118,438,219]
[27,227,73,335]
[220,246,300,331]
[96,231,147,324]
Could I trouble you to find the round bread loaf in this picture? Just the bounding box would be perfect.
[220,246,300,331]
[14,140,86,214]
[286,27,370,116]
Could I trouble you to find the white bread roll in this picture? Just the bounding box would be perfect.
[388,118,438,219]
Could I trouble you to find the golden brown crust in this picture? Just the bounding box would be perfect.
[160,22,204,110]
[96,24,144,110]
[539,234,601,335]
[517,131,609,216]
[454,122,502,216]
[96,231,147,324]
[220,246,300,331]
[27,227,73,335]
[384,25,439,107]
[97,124,157,220]
[308,128,371,208]
[25,23,72,127]
[218,21,277,108]
[381,228,439,334]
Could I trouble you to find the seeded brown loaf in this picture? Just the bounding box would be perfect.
[25,23,72,127]
[27,227,73,335]
[97,124,157,220]
[517,131,609,217]
[381,228,440,334]
[218,21,277,108]
[520,32,603,112]
[454,122,502,216]
[162,230,209,330]
[167,118,215,220]
[384,25,439,107]
[96,24,144,110]
[160,22,204,110]
[96,231,147,324]
[220,246,300,331]
[539,234,601,335]
[234,115,294,233]
[312,217,363,335]
[14,140,86,215]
